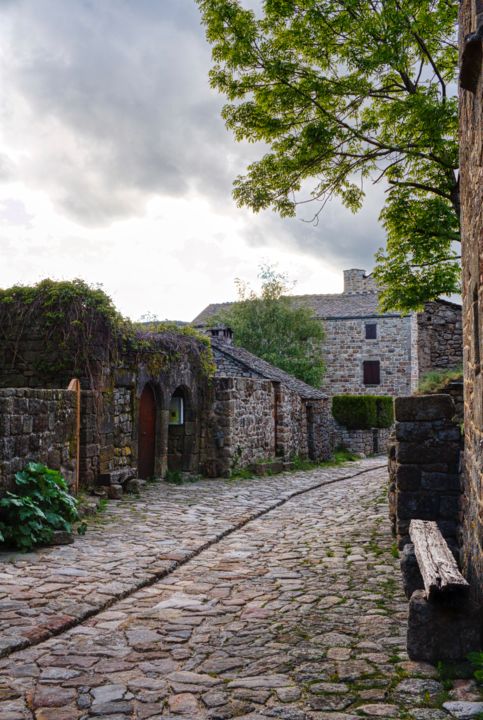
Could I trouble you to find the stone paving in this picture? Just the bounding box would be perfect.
[0,460,480,719]
[0,459,384,658]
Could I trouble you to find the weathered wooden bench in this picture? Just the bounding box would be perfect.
[405,520,479,663]
[409,519,469,601]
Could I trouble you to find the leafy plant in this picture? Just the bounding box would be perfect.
[198,0,460,311]
[468,651,483,686]
[214,264,325,387]
[0,462,80,551]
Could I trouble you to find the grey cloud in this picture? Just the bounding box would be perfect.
[0,0,386,270]
[1,0,242,224]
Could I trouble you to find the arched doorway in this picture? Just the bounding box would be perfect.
[138,384,156,479]
[167,386,194,472]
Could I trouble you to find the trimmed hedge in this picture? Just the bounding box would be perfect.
[332,395,394,430]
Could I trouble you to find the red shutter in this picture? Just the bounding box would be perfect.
[363,361,380,385]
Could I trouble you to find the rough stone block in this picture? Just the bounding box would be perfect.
[396,464,422,491]
[397,442,460,465]
[397,491,440,520]
[400,544,424,599]
[407,590,481,662]
[395,395,455,422]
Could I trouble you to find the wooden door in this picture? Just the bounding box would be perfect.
[138,385,156,479]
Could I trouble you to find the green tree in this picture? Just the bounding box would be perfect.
[197,0,460,311]
[215,265,325,386]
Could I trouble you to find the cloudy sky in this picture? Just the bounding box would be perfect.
[0,0,385,321]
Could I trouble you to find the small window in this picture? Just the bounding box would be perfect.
[363,360,381,385]
[169,395,184,425]
[365,323,377,339]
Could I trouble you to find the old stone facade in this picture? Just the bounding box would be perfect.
[209,337,331,476]
[0,285,333,491]
[459,0,483,608]
[194,268,463,400]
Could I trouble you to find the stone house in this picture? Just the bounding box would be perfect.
[194,268,463,399]
[0,283,331,494]
[459,0,483,608]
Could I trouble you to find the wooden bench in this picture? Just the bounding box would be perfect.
[409,519,469,602]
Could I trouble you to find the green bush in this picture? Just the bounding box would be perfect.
[332,395,394,430]
[417,366,463,394]
[0,462,80,551]
[375,396,394,428]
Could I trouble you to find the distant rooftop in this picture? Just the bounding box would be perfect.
[211,338,326,401]
[192,268,461,325]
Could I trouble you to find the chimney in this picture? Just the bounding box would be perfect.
[343,269,378,294]
[208,326,233,344]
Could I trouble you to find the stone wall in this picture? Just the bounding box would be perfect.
[0,388,77,492]
[459,0,483,608]
[212,377,276,474]
[335,425,391,456]
[320,315,413,397]
[388,395,462,551]
[211,377,331,476]
[417,301,463,377]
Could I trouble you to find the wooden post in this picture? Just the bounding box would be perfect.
[67,378,81,495]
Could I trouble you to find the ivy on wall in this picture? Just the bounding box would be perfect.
[0,279,215,389]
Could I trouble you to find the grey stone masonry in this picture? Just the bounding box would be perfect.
[194,268,462,401]
[459,0,483,609]
[0,388,77,492]
[388,394,463,550]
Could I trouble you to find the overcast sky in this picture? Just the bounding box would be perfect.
[0,0,385,321]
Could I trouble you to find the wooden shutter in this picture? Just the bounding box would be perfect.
[363,360,380,385]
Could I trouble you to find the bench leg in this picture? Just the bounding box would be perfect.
[407,590,481,662]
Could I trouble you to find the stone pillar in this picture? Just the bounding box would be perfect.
[393,395,462,550]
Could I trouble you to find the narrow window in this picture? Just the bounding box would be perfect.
[363,360,381,385]
[365,323,377,339]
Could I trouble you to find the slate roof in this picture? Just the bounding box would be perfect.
[211,338,326,401]
[193,292,391,324]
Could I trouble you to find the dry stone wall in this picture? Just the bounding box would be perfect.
[459,0,483,607]
[211,377,331,476]
[336,424,391,456]
[0,388,77,492]
[388,395,463,551]
[212,377,276,474]
[417,302,463,376]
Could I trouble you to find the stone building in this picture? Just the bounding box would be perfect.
[0,282,331,493]
[194,268,463,399]
[459,0,483,608]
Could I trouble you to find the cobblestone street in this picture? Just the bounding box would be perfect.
[0,461,463,719]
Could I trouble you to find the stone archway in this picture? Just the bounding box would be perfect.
[167,386,195,472]
[138,384,157,479]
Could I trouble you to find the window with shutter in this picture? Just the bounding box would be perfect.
[363,360,380,385]
[365,323,377,339]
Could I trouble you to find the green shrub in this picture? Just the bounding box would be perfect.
[417,366,463,394]
[332,395,394,430]
[375,397,394,428]
[0,462,80,551]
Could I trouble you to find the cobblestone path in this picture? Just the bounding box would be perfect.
[0,462,460,720]
[0,459,384,658]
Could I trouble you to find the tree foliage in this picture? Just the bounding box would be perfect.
[197,0,460,311]
[215,265,325,386]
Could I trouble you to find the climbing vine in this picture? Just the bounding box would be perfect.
[0,279,215,389]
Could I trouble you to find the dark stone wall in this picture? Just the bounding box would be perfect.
[460,0,483,606]
[0,389,77,492]
[417,302,463,376]
[388,395,462,551]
